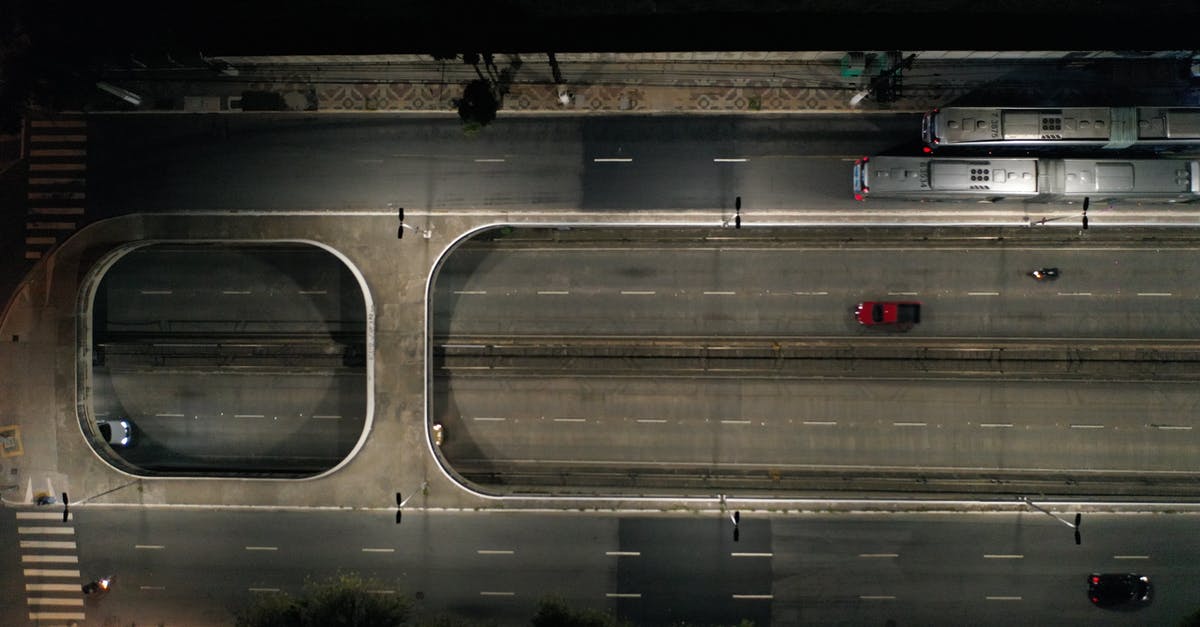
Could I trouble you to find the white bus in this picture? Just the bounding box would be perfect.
[921,107,1200,150]
[852,156,1200,203]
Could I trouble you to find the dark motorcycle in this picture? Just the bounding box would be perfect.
[1030,267,1059,281]
[82,576,112,597]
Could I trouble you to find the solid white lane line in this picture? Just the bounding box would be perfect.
[23,569,79,578]
[537,290,570,295]
[731,552,773,558]
[135,545,165,550]
[442,344,487,349]
[245,546,278,551]
[593,158,633,163]
[480,591,516,596]
[1137,292,1172,297]
[620,290,656,295]
[713,158,748,162]
[477,550,515,555]
[968,291,999,296]
[21,555,76,563]
[607,592,642,598]
[25,583,80,592]
[606,551,641,556]
[804,420,837,426]
[453,290,487,295]
[1154,425,1192,430]
[19,540,75,549]
[1070,424,1104,429]
[984,554,1024,559]
[980,423,1013,428]
[18,527,73,535]
[858,553,899,558]
[362,548,395,553]
[1113,555,1150,559]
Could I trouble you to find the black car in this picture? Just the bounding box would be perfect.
[1088,573,1151,607]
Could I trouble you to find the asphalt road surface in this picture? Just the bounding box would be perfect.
[5,507,1199,627]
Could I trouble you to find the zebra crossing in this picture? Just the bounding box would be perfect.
[25,113,87,261]
[15,509,86,623]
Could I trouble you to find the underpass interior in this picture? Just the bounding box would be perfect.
[430,226,1200,499]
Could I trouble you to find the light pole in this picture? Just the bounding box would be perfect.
[396,206,432,240]
[1021,496,1082,545]
[395,481,429,524]
[722,196,742,229]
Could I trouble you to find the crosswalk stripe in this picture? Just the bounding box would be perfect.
[29,177,85,185]
[29,148,87,157]
[31,134,87,142]
[26,236,57,245]
[18,526,74,535]
[26,222,78,231]
[28,611,86,620]
[29,163,85,171]
[24,569,80,578]
[26,583,81,592]
[20,540,77,549]
[28,192,86,200]
[27,597,84,606]
[22,555,78,563]
[29,207,85,215]
[31,119,86,128]
[15,512,72,520]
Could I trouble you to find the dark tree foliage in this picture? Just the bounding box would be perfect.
[455,78,498,132]
[530,596,625,627]
[234,572,410,627]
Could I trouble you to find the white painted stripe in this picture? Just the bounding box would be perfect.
[28,611,86,620]
[21,555,77,563]
[636,419,667,424]
[1113,555,1149,559]
[1070,424,1104,429]
[984,554,1024,559]
[1057,292,1092,296]
[235,414,265,419]
[793,291,829,295]
[298,290,328,295]
[29,177,85,185]
[29,162,85,171]
[893,422,927,427]
[453,290,487,295]
[1136,292,1172,297]
[26,583,80,592]
[553,418,586,423]
[703,291,736,295]
[537,290,569,295]
[980,423,1013,428]
[245,546,277,551]
[477,550,515,555]
[249,587,280,592]
[367,589,396,595]
[606,592,642,598]
[1154,425,1192,430]
[16,512,71,520]
[713,158,748,162]
[155,413,185,418]
[18,527,73,535]
[859,553,899,558]
[135,545,165,550]
[803,420,837,426]
[720,420,752,425]
[732,594,773,600]
[593,158,633,163]
[620,290,655,295]
[30,148,86,157]
[474,158,506,163]
[606,551,641,556]
[23,569,80,578]
[222,290,251,295]
[362,548,395,553]
[968,291,999,296]
[860,595,896,600]
[986,596,1022,601]
[27,597,84,606]
[887,291,919,296]
[473,417,507,422]
[442,344,487,349]
[20,540,76,549]
[313,415,342,420]
[31,134,86,142]
[141,585,166,590]
[480,591,516,596]
[731,552,773,558]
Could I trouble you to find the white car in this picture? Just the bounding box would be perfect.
[98,419,133,447]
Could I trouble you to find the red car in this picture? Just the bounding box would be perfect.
[855,301,921,328]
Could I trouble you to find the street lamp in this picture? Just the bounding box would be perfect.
[1021,496,1082,545]
[396,207,432,240]
[395,481,430,524]
[722,196,742,229]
